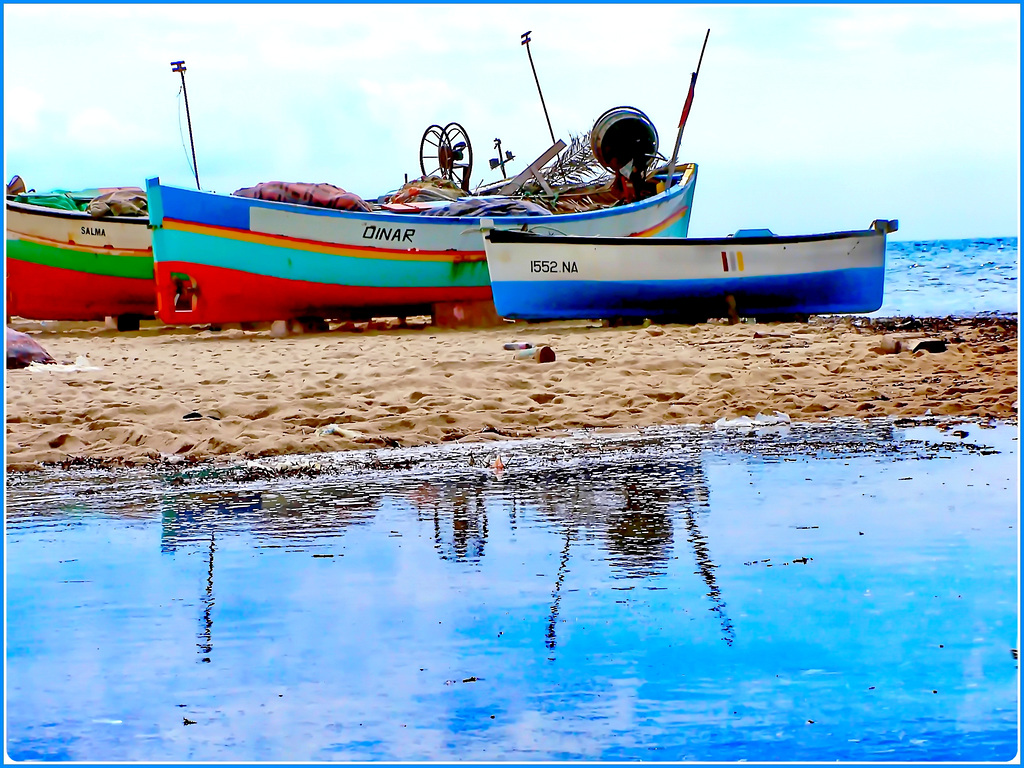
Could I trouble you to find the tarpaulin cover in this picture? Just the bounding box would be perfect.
[233,182,372,212]
[87,190,148,218]
[421,197,552,218]
[11,191,93,212]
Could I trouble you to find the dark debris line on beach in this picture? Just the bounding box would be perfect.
[4,416,1007,497]
[857,313,1017,338]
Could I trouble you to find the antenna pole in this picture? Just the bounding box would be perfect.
[171,60,201,190]
[521,31,556,146]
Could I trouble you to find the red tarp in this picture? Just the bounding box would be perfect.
[233,182,371,212]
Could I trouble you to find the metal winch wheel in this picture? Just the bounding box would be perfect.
[419,122,473,192]
[590,106,660,175]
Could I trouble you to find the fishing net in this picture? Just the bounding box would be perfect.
[420,197,552,218]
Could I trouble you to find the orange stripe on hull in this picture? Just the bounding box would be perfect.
[632,206,689,237]
[7,232,151,258]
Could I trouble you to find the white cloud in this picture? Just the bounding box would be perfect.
[3,86,46,145]
[64,108,141,148]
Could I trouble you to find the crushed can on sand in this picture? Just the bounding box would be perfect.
[514,345,555,363]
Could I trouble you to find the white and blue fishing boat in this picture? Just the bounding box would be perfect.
[482,220,897,322]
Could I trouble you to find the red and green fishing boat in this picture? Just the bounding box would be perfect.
[5,187,155,329]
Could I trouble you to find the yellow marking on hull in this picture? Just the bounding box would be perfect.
[163,219,486,263]
[737,251,745,271]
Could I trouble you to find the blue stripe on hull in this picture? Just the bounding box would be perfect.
[491,268,885,319]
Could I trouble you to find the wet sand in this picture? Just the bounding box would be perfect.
[4,315,1018,471]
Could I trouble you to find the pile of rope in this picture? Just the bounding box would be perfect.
[387,176,465,204]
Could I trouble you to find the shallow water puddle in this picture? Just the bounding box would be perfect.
[5,419,1018,761]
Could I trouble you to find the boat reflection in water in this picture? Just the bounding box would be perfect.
[152,433,731,657]
[143,416,996,671]
[8,419,1014,761]
[396,444,729,652]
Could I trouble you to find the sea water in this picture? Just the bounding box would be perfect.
[875,237,1018,318]
[5,419,1018,762]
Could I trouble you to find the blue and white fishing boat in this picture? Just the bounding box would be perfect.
[482,220,897,322]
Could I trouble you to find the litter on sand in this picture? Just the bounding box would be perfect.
[26,355,101,372]
[714,412,792,430]
[315,424,365,440]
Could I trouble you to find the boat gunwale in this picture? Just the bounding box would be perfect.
[5,199,151,226]
[147,167,698,229]
[485,226,888,248]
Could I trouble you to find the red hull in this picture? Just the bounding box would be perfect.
[155,261,494,325]
[6,259,156,321]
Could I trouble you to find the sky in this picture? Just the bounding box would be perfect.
[3,3,1020,240]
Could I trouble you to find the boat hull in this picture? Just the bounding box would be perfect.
[5,201,154,321]
[483,222,894,321]
[146,167,697,325]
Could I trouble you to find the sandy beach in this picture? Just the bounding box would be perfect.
[4,315,1018,471]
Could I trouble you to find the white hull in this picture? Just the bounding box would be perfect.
[483,221,896,320]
